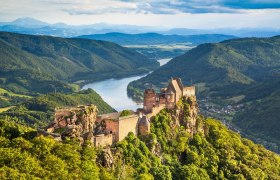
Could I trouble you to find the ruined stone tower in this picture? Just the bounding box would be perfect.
[143,89,156,113]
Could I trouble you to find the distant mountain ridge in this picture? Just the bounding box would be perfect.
[0,17,279,37]
[78,32,236,45]
[164,28,280,37]
[0,17,161,37]
[8,17,49,28]
[0,31,158,95]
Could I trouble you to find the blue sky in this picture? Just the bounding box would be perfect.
[0,0,280,28]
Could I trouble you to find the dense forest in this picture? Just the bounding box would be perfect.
[128,36,280,153]
[232,80,280,152]
[0,31,158,95]
[1,97,280,179]
[0,89,115,128]
[129,36,280,96]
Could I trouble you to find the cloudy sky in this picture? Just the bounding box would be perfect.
[0,0,280,29]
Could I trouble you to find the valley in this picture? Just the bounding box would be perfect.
[81,58,171,111]
[0,31,280,179]
[0,31,158,95]
[125,43,192,61]
[1,1,280,179]
[79,33,236,61]
[0,30,279,155]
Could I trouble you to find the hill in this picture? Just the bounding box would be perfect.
[78,32,236,45]
[0,98,280,179]
[128,36,280,152]
[0,89,115,127]
[0,31,158,95]
[232,79,280,152]
[129,36,280,90]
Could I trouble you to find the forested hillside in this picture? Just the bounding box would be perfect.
[128,36,280,152]
[1,98,279,179]
[0,31,158,95]
[233,79,280,152]
[0,89,115,127]
[129,36,280,93]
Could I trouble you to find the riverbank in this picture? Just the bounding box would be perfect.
[82,58,171,111]
[82,74,146,111]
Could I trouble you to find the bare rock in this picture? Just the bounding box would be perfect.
[98,148,114,168]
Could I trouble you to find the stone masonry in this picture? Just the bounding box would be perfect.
[39,77,196,147]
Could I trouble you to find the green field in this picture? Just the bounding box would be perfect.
[0,106,15,113]
[0,88,31,98]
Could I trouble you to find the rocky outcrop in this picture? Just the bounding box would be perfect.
[138,116,150,135]
[61,125,83,139]
[78,106,97,134]
[175,96,199,135]
[37,128,62,141]
[185,96,199,134]
[97,148,114,168]
[45,105,98,140]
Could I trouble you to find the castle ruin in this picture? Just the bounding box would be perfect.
[39,78,196,147]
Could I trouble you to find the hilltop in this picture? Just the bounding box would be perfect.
[128,35,280,152]
[1,96,280,179]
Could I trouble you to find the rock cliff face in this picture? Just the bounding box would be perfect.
[78,106,97,134]
[45,105,98,139]
[97,148,114,168]
[147,96,200,160]
[175,96,199,135]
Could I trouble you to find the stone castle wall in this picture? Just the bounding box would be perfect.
[94,134,113,147]
[118,114,139,141]
[143,89,156,113]
[146,104,165,119]
[103,119,119,142]
[183,86,195,97]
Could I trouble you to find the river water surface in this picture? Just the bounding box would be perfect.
[82,58,171,111]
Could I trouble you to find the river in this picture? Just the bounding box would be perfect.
[82,58,171,111]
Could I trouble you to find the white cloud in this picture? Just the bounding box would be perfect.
[0,0,279,29]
